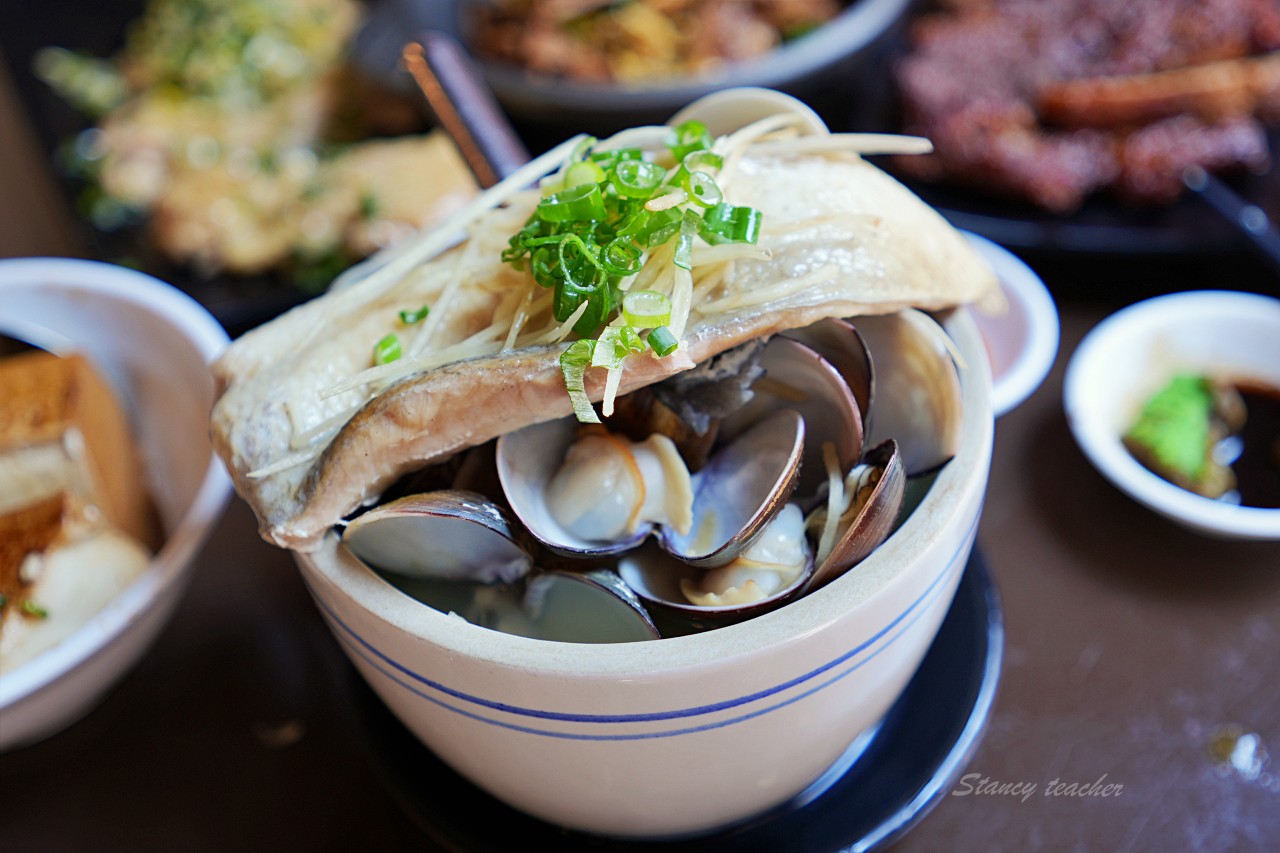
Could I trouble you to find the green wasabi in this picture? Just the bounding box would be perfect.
[1125,374,1215,484]
[1123,373,1242,498]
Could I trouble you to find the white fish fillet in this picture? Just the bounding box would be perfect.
[211,149,996,551]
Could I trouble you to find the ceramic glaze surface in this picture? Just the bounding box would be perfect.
[296,305,993,837]
[0,258,232,750]
[1065,290,1280,540]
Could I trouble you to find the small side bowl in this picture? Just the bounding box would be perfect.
[0,258,233,749]
[1064,290,1280,540]
[964,233,1059,418]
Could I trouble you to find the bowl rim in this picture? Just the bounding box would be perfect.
[298,306,994,675]
[464,0,915,112]
[963,233,1059,418]
[0,257,233,706]
[1063,289,1280,540]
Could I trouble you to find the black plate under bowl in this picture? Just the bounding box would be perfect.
[349,549,1003,852]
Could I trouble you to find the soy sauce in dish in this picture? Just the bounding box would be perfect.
[1231,381,1280,509]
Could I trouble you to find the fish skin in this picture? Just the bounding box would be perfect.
[211,150,996,551]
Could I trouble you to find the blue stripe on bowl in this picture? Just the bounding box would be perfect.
[315,517,977,740]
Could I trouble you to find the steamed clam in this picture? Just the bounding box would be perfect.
[337,309,963,639]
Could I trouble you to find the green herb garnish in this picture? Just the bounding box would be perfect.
[501,122,763,420]
[373,333,402,366]
[398,305,430,325]
[646,326,679,358]
[21,600,49,620]
[560,339,600,424]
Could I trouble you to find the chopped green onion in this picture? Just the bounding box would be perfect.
[20,599,48,620]
[560,339,600,424]
[568,135,598,163]
[633,208,683,246]
[618,325,646,355]
[0,594,7,609]
[647,326,679,357]
[613,159,664,198]
[600,237,643,276]
[622,290,672,328]
[700,203,763,245]
[683,149,724,174]
[564,160,606,188]
[674,209,700,270]
[373,333,401,365]
[683,170,723,208]
[398,305,429,325]
[499,120,763,415]
[670,120,712,162]
[591,325,647,371]
[591,328,627,369]
[537,183,607,222]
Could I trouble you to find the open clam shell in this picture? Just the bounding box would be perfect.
[855,310,963,477]
[805,439,906,593]
[658,408,805,567]
[781,318,872,421]
[522,570,660,643]
[497,418,665,559]
[381,568,658,643]
[499,408,805,568]
[619,503,814,633]
[341,489,532,584]
[719,336,863,500]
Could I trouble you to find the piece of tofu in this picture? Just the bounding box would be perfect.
[0,351,156,672]
[0,350,156,547]
[0,496,148,674]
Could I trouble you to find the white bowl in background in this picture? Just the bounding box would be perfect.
[965,234,1059,417]
[294,304,994,839]
[1064,290,1280,540]
[0,258,232,750]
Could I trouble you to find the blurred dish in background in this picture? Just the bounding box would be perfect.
[893,0,1280,214]
[34,0,478,284]
[382,0,913,134]
[472,0,845,83]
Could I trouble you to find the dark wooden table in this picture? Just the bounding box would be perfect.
[2,44,1280,847]
[3,254,1278,852]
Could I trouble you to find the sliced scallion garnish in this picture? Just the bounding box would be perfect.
[622,290,672,328]
[373,333,401,365]
[20,599,48,620]
[613,159,664,198]
[498,120,764,420]
[538,183,608,222]
[700,203,763,245]
[560,339,600,424]
[398,305,429,325]
[647,326,679,357]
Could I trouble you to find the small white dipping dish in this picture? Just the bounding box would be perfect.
[965,234,1059,417]
[1064,290,1280,540]
[0,258,232,750]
